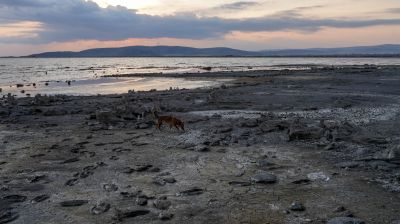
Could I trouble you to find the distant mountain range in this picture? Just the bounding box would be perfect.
[26,44,400,57]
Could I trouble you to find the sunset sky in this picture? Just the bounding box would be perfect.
[1,0,400,56]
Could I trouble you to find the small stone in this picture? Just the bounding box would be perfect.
[228,181,252,187]
[159,212,174,220]
[114,209,150,221]
[32,194,50,203]
[103,183,118,192]
[65,178,79,186]
[153,199,171,210]
[3,195,27,203]
[0,210,19,224]
[136,197,148,206]
[251,171,277,184]
[289,202,305,211]
[133,164,152,172]
[60,200,88,207]
[90,202,111,215]
[61,157,80,164]
[327,217,365,224]
[177,187,205,196]
[163,177,176,184]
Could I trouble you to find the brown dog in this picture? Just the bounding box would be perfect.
[153,111,185,131]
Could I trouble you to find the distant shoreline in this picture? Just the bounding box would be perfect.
[2,54,400,58]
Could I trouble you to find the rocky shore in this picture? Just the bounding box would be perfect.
[1,65,400,223]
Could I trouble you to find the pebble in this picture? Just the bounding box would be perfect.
[114,209,150,221]
[90,202,111,215]
[103,183,118,192]
[3,195,27,203]
[289,202,305,211]
[327,217,365,224]
[60,200,88,207]
[177,187,205,196]
[136,197,148,206]
[153,199,172,210]
[250,171,277,184]
[32,194,50,203]
[0,210,19,224]
[159,212,174,220]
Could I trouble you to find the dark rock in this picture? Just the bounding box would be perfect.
[288,126,323,141]
[90,202,111,215]
[121,167,135,174]
[214,127,232,134]
[292,179,311,184]
[289,202,305,211]
[3,195,27,203]
[250,171,277,184]
[194,145,209,152]
[60,200,88,207]
[228,181,252,187]
[153,199,171,210]
[27,175,47,183]
[163,177,176,184]
[327,217,365,224]
[65,178,79,186]
[333,206,346,213]
[136,197,148,206]
[133,164,152,172]
[0,210,19,224]
[61,157,80,164]
[32,195,50,203]
[336,162,360,169]
[153,177,166,186]
[159,212,174,220]
[239,119,259,128]
[177,187,204,196]
[103,183,118,192]
[114,209,150,221]
[387,145,400,162]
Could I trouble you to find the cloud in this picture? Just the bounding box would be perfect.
[214,1,260,10]
[386,8,400,14]
[1,0,400,44]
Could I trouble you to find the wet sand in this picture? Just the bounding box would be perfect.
[1,65,400,224]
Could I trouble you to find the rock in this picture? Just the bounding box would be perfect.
[250,171,277,184]
[61,157,80,164]
[177,187,205,196]
[214,127,232,134]
[0,210,19,224]
[228,181,252,187]
[96,110,117,124]
[90,202,111,215]
[257,158,275,168]
[159,212,174,220]
[133,164,152,172]
[292,179,311,184]
[387,145,400,162]
[3,195,27,203]
[288,125,323,141]
[153,177,166,186]
[65,178,79,186]
[239,119,259,128]
[333,206,346,213]
[136,197,148,206]
[153,199,171,210]
[289,202,305,211]
[327,217,365,224]
[194,145,209,152]
[32,195,50,203]
[324,143,337,150]
[103,183,118,192]
[136,122,150,129]
[60,200,88,207]
[163,177,176,184]
[307,172,330,181]
[114,209,150,221]
[335,162,360,169]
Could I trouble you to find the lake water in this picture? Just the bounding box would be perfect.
[0,57,399,96]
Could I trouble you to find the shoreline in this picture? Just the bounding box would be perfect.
[1,66,400,223]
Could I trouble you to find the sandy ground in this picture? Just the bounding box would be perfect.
[1,65,400,224]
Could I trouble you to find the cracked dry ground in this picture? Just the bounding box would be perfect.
[1,67,400,224]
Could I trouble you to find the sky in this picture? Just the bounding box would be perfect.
[0,0,400,56]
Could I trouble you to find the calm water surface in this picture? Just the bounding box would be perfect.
[0,57,399,96]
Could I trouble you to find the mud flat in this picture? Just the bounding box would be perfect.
[1,65,400,223]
